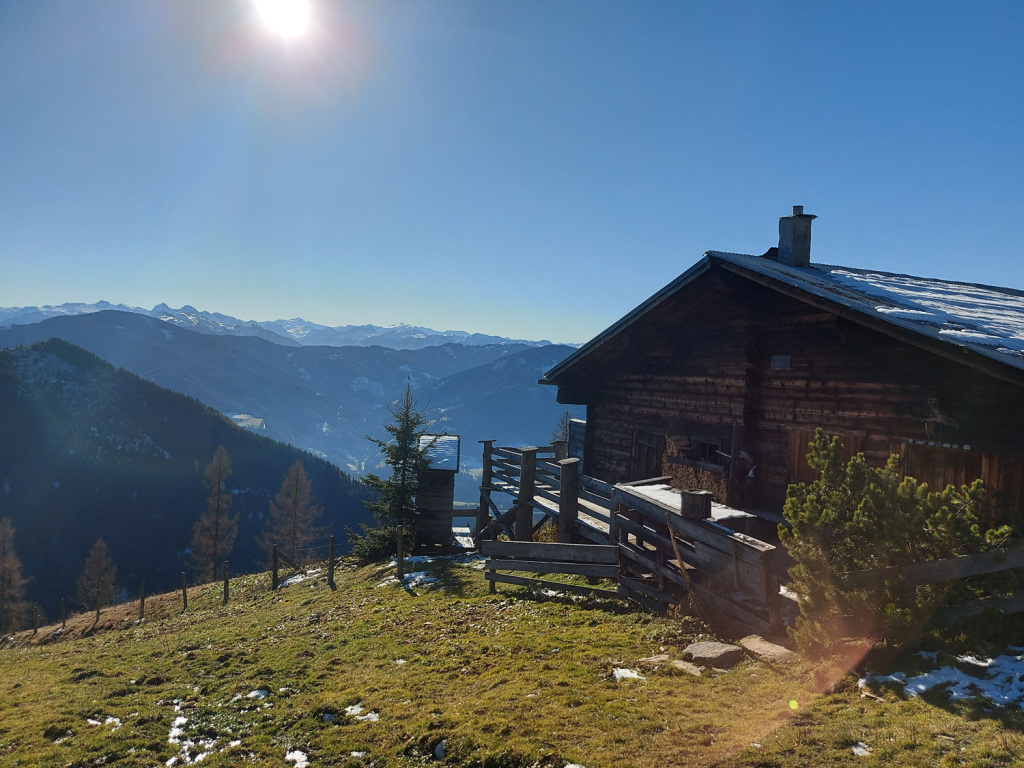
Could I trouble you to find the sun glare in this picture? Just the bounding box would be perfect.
[254,0,311,39]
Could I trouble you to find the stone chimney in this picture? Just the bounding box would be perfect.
[778,205,816,267]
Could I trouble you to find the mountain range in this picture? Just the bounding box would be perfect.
[0,339,373,617]
[0,302,560,350]
[0,309,583,502]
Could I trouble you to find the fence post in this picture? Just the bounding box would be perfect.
[139,581,146,621]
[553,439,568,461]
[396,525,405,584]
[33,606,38,635]
[181,572,188,612]
[515,447,538,541]
[476,440,495,546]
[327,535,336,590]
[682,489,713,521]
[272,546,279,590]
[61,598,66,630]
[558,458,580,543]
[223,561,229,605]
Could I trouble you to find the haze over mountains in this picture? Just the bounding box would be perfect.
[0,302,559,350]
[0,304,583,501]
[0,339,373,617]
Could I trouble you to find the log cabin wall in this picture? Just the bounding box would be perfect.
[577,265,1024,516]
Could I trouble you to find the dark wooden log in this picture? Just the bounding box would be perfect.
[222,561,229,605]
[396,525,405,583]
[181,572,188,612]
[139,581,146,621]
[558,458,580,544]
[327,535,337,591]
[272,547,279,590]
[515,448,538,542]
[681,489,713,520]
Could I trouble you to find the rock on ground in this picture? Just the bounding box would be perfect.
[739,635,795,663]
[683,641,745,669]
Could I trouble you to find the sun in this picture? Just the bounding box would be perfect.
[254,0,311,39]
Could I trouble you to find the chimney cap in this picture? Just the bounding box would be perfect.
[786,205,816,219]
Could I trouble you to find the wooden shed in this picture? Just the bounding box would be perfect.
[416,434,461,545]
[542,207,1024,517]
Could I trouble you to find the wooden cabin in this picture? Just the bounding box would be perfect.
[542,207,1024,518]
[416,435,461,545]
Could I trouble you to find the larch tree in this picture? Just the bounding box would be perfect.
[262,460,323,564]
[362,383,434,532]
[0,518,28,634]
[189,445,238,583]
[77,538,116,624]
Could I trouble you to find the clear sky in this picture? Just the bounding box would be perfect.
[1,1,1022,344]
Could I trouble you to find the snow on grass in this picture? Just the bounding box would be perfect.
[247,688,270,699]
[860,648,1024,708]
[285,749,309,767]
[279,569,321,588]
[344,703,380,722]
[852,742,872,756]
[612,668,645,682]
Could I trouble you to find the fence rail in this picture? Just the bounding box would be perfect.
[475,441,785,633]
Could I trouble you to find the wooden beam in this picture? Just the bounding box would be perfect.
[484,572,623,600]
[482,540,619,563]
[485,560,620,579]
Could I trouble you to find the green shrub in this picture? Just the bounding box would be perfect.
[345,524,414,564]
[780,428,1012,654]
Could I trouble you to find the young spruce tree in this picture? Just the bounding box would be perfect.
[0,518,28,634]
[262,460,323,564]
[77,538,116,624]
[189,446,238,583]
[351,384,435,560]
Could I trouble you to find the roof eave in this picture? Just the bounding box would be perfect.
[541,254,714,384]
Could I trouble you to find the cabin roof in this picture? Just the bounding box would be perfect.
[543,251,1024,385]
[419,434,460,472]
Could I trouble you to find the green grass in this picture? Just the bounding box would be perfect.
[1,556,1021,767]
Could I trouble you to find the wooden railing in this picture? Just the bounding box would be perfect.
[476,441,784,633]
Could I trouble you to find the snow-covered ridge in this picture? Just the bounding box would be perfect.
[0,302,563,350]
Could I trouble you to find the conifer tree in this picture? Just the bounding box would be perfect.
[77,538,116,623]
[189,446,238,583]
[0,518,28,634]
[362,383,434,531]
[262,460,323,563]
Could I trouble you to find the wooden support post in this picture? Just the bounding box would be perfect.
[476,440,495,546]
[608,489,622,544]
[33,606,38,635]
[515,447,538,542]
[272,546,279,590]
[95,602,100,626]
[396,525,405,584]
[327,535,336,590]
[139,581,146,621]
[558,458,580,544]
[222,561,229,605]
[553,440,568,461]
[181,572,188,612]
[61,598,66,630]
[682,489,713,520]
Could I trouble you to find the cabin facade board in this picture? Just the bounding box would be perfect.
[544,218,1024,517]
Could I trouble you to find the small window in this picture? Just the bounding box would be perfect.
[690,436,722,464]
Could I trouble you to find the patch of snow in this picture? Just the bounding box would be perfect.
[247,689,270,700]
[862,650,1024,708]
[395,659,407,665]
[612,668,646,682]
[852,742,872,756]
[402,571,438,588]
[279,569,321,588]
[285,750,309,768]
[168,716,188,743]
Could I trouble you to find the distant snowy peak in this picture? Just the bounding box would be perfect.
[0,303,563,349]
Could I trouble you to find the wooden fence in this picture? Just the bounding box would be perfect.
[475,441,785,634]
[482,540,621,600]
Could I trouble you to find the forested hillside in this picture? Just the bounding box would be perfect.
[0,340,373,618]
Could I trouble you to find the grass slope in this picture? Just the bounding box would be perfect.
[1,557,1021,767]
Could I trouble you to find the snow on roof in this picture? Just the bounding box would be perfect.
[717,251,1024,373]
[419,434,460,471]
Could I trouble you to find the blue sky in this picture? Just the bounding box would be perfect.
[1,1,1022,343]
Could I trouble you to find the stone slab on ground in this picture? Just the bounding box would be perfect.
[669,660,703,676]
[739,635,796,663]
[637,654,671,667]
[683,641,744,669]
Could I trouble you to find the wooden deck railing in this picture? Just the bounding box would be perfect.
[475,441,784,633]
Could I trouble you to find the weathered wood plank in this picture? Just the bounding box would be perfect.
[483,571,622,600]
[618,577,675,606]
[484,559,620,579]
[618,543,688,590]
[617,581,669,612]
[846,545,1024,589]
[482,540,619,563]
